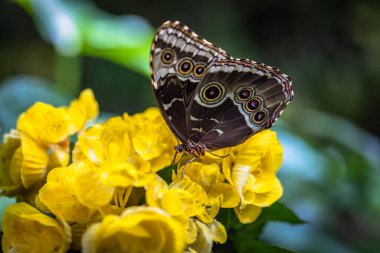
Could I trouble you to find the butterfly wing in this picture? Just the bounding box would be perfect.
[188,59,293,150]
[150,20,229,142]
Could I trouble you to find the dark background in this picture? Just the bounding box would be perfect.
[1,0,380,252]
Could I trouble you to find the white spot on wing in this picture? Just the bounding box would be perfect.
[191,115,202,121]
[191,127,203,132]
[210,118,218,123]
[163,98,183,110]
[215,129,223,136]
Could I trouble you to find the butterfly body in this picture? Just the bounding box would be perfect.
[174,141,205,157]
[150,21,293,157]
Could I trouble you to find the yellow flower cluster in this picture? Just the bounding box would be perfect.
[0,89,284,253]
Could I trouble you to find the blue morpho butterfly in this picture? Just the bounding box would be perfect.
[150,21,293,163]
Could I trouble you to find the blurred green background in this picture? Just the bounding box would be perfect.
[1,0,380,252]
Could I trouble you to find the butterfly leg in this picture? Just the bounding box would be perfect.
[205,149,230,158]
[172,151,179,165]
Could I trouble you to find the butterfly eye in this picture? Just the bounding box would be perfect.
[178,59,194,75]
[237,88,252,101]
[245,98,261,112]
[202,83,224,103]
[161,49,174,64]
[193,64,206,78]
[252,110,268,124]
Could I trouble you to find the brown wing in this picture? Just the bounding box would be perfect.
[150,20,229,142]
[188,58,293,150]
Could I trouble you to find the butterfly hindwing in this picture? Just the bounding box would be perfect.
[150,20,229,142]
[188,59,293,150]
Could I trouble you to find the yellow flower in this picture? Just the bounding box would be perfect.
[0,130,23,193]
[146,175,208,218]
[0,130,50,191]
[126,107,177,172]
[67,88,99,134]
[2,202,71,253]
[223,130,284,223]
[175,162,239,224]
[176,162,240,208]
[82,206,186,253]
[73,108,176,187]
[0,86,287,252]
[68,108,178,211]
[74,116,152,185]
[37,161,99,224]
[188,219,227,253]
[0,89,98,196]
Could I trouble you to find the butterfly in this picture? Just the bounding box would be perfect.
[150,20,293,158]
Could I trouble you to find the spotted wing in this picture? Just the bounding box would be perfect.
[150,20,229,142]
[188,59,293,150]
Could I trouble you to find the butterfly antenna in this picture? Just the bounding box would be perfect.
[205,150,229,158]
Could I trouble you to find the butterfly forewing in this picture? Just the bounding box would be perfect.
[188,59,293,150]
[150,20,229,143]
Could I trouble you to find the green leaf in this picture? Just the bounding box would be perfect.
[235,240,296,253]
[234,202,304,239]
[15,0,154,77]
[157,164,177,184]
[216,208,240,231]
[216,202,303,253]
[258,202,305,225]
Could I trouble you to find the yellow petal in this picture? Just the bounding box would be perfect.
[234,204,262,224]
[82,207,185,253]
[76,166,115,208]
[261,138,283,173]
[79,88,99,120]
[209,183,240,208]
[67,89,99,134]
[189,220,213,253]
[36,107,70,144]
[17,102,55,140]
[185,218,198,244]
[101,117,131,163]
[9,147,23,186]
[209,220,227,244]
[161,190,185,216]
[38,163,97,223]
[20,134,49,188]
[132,128,166,160]
[0,130,21,190]
[250,171,277,193]
[149,151,174,172]
[232,130,277,166]
[170,177,208,217]
[73,124,103,164]
[130,107,176,162]
[2,202,70,253]
[231,164,251,208]
[48,142,70,169]
[99,158,154,188]
[252,177,283,207]
[67,99,88,134]
[198,196,222,224]
[179,162,220,192]
[145,175,169,208]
